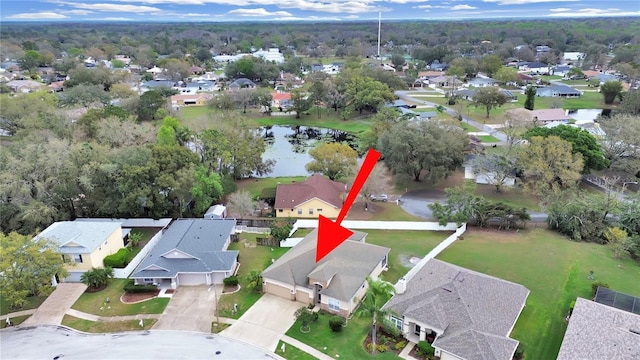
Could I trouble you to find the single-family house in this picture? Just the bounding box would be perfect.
[429,76,462,88]
[271,92,292,109]
[506,108,571,126]
[6,79,43,93]
[274,174,346,219]
[170,93,212,107]
[383,259,529,360]
[228,78,256,90]
[35,221,126,283]
[464,154,516,187]
[262,228,390,317]
[467,77,498,87]
[536,85,582,98]
[562,52,585,63]
[594,73,618,84]
[553,65,572,77]
[130,219,238,288]
[252,48,285,64]
[557,296,640,360]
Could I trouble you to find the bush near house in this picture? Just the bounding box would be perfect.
[123,279,157,293]
[416,341,435,359]
[103,248,133,268]
[328,315,345,332]
[223,276,239,286]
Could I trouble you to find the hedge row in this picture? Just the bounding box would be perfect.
[123,279,158,293]
[103,248,132,268]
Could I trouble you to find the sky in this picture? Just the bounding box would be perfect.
[2,0,639,22]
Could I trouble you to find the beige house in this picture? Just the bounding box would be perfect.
[170,93,211,107]
[35,221,125,283]
[274,174,346,219]
[262,229,390,317]
[383,259,529,360]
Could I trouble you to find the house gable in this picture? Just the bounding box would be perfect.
[161,249,198,260]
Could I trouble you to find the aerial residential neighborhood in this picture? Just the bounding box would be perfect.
[1,2,640,360]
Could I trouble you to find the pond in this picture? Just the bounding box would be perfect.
[259,125,359,177]
[566,109,611,122]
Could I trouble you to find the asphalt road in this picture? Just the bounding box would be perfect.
[0,326,283,360]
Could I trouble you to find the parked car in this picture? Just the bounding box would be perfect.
[370,194,389,202]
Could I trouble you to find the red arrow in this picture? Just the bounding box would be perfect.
[316,149,381,262]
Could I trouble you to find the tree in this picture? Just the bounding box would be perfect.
[524,86,536,111]
[0,232,67,310]
[223,124,274,178]
[356,277,395,355]
[547,191,616,243]
[494,66,518,84]
[137,90,165,121]
[208,93,236,111]
[227,190,255,220]
[379,120,468,182]
[472,87,509,118]
[306,142,357,181]
[523,125,609,172]
[358,163,389,208]
[246,270,262,290]
[617,90,640,116]
[233,88,255,113]
[470,152,517,193]
[517,136,584,201]
[190,166,224,216]
[324,78,345,112]
[270,218,293,241]
[252,88,273,113]
[294,307,316,332]
[80,267,114,290]
[479,54,503,78]
[345,76,395,114]
[308,80,327,119]
[566,67,585,79]
[290,89,311,119]
[605,227,630,259]
[61,84,111,108]
[19,50,43,71]
[391,53,406,70]
[359,108,402,152]
[600,80,623,105]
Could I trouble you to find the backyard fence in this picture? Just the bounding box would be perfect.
[256,237,280,247]
[289,219,460,237]
[112,230,163,279]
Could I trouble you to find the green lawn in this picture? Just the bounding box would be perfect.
[4,314,30,326]
[437,228,640,360]
[477,135,500,143]
[286,311,401,359]
[348,201,424,221]
[459,121,478,132]
[61,314,157,332]
[218,233,290,319]
[277,340,318,360]
[237,176,306,199]
[71,279,169,316]
[1,294,48,315]
[476,185,541,211]
[364,230,452,283]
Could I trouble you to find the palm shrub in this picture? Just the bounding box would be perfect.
[80,267,114,290]
[328,315,345,332]
[356,277,396,354]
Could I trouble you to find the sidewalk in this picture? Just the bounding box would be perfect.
[66,308,161,322]
[0,309,36,321]
[280,335,335,360]
[398,341,419,360]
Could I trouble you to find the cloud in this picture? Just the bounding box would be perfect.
[61,9,93,15]
[548,7,640,17]
[228,8,293,16]
[55,1,161,13]
[115,0,383,14]
[7,12,68,19]
[414,5,448,9]
[100,17,134,20]
[484,0,578,4]
[451,4,477,10]
[549,8,571,12]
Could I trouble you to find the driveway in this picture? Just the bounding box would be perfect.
[221,294,303,352]
[22,283,87,326]
[400,189,446,219]
[152,285,218,332]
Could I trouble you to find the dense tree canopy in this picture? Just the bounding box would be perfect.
[306,142,358,180]
[472,87,509,118]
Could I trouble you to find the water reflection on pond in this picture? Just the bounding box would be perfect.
[567,109,611,122]
[260,125,358,177]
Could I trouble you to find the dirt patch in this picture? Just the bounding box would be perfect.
[399,254,423,268]
[165,289,175,294]
[222,285,239,294]
[121,290,159,303]
[84,285,108,293]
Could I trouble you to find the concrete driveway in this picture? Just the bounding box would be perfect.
[22,283,87,326]
[221,294,304,352]
[153,285,218,332]
[400,189,447,219]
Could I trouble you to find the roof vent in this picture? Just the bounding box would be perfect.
[630,329,640,336]
[442,285,452,292]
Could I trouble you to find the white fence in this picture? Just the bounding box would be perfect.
[113,230,163,279]
[395,223,467,293]
[289,219,459,237]
[235,225,270,234]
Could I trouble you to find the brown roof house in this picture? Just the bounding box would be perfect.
[275,174,346,219]
[383,259,529,360]
[262,228,390,317]
[506,108,571,126]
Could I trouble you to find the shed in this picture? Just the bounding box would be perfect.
[204,204,227,220]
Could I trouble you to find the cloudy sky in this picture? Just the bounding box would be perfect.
[3,0,639,22]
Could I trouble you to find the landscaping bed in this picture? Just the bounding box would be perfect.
[362,327,407,355]
[71,279,169,316]
[121,290,160,303]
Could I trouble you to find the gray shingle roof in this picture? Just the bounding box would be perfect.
[262,229,390,303]
[36,221,122,254]
[131,219,238,278]
[557,297,640,360]
[383,259,529,360]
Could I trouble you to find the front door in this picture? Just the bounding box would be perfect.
[414,324,421,336]
[315,284,323,304]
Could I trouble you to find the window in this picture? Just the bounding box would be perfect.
[73,254,83,263]
[62,254,72,263]
[390,315,403,331]
[414,324,421,336]
[382,255,387,268]
[328,298,340,311]
[279,209,283,212]
[143,278,154,283]
[317,208,322,212]
[309,208,314,215]
[297,208,302,215]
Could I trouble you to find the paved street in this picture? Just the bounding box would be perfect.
[221,294,303,352]
[153,285,218,332]
[22,283,87,326]
[0,326,284,360]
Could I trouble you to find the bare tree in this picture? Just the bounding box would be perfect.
[227,190,255,220]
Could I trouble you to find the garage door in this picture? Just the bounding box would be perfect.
[178,273,206,286]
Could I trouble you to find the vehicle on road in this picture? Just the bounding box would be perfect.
[370,194,389,202]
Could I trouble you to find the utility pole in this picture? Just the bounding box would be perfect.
[377,12,381,59]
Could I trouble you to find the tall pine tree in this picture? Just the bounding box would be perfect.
[524,86,536,110]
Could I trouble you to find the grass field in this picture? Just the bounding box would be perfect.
[437,228,640,360]
[62,315,157,332]
[286,311,401,360]
[1,294,48,315]
[218,233,289,319]
[476,184,541,211]
[71,279,169,316]
[277,340,317,360]
[237,176,306,199]
[477,135,500,143]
